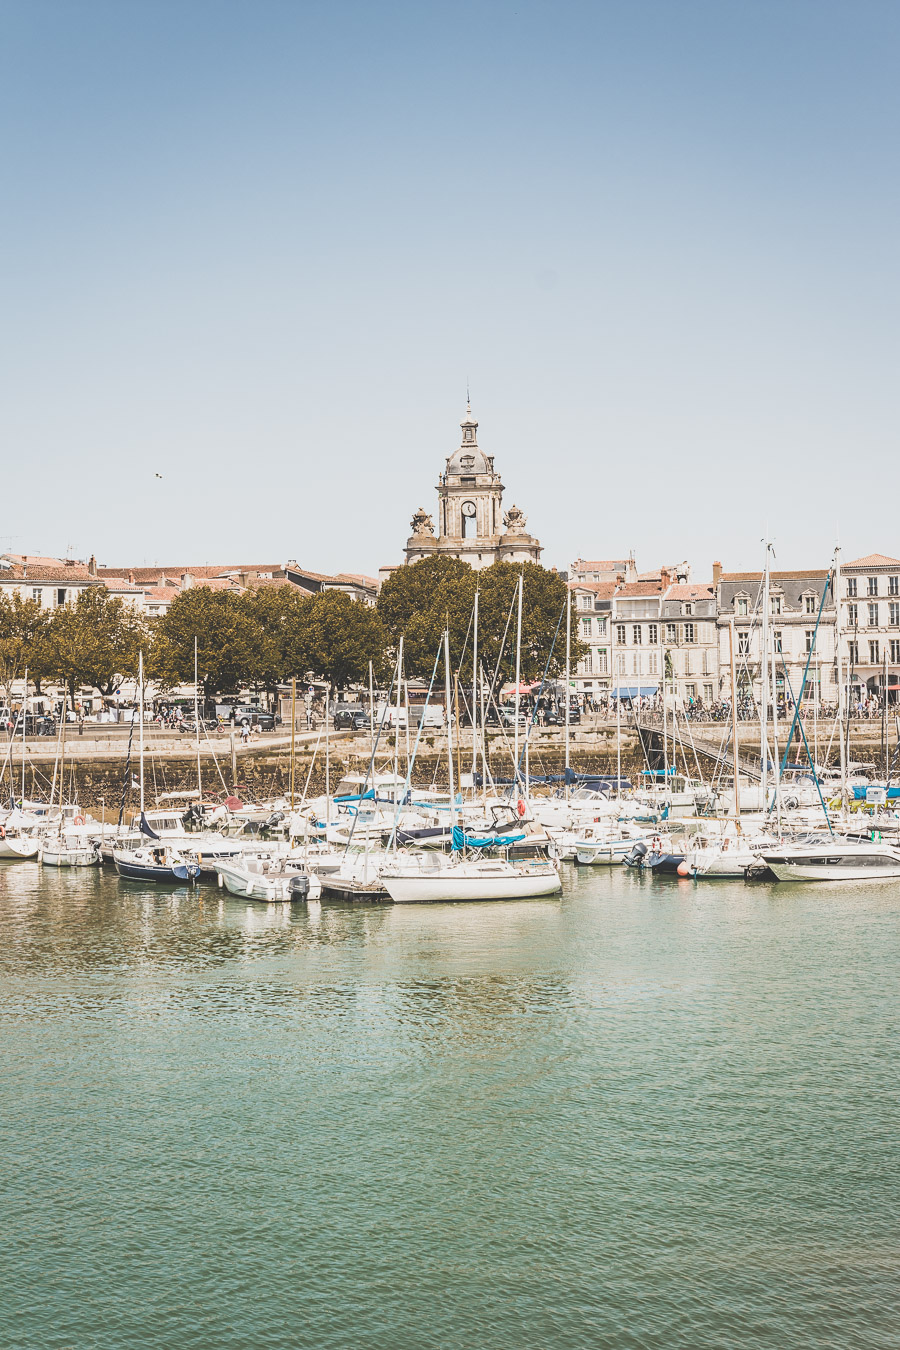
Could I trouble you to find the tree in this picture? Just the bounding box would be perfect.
[377,557,584,686]
[376,555,476,678]
[305,591,386,690]
[40,587,147,704]
[241,585,314,696]
[150,589,260,702]
[0,593,50,697]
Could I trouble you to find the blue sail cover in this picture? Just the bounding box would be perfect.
[451,826,527,850]
[139,812,161,839]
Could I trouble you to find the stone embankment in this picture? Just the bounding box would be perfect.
[3,717,893,810]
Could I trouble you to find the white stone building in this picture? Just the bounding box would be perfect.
[838,553,900,703]
[404,405,542,570]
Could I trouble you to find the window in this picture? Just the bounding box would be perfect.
[578,594,591,610]
[31,587,40,603]
[805,595,817,614]
[683,623,695,644]
[632,625,642,645]
[805,630,814,654]
[684,602,692,615]
[849,640,859,665]
[648,623,658,645]
[581,618,592,637]
[846,577,857,597]
[867,576,878,596]
[890,603,900,627]
[703,684,714,703]
[648,652,658,674]
[702,649,711,675]
[771,594,782,614]
[616,654,626,675]
[597,618,607,636]
[685,683,696,700]
[870,640,880,665]
[666,623,677,643]
[891,640,900,664]
[736,595,749,616]
[869,603,879,627]
[632,653,641,675]
[597,649,608,673]
[738,634,750,656]
[616,624,626,645]
[847,603,858,627]
[582,652,592,673]
[774,631,783,653]
[890,576,899,596]
[684,651,692,675]
[56,588,66,606]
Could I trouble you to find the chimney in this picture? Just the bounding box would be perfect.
[88,554,97,577]
[128,570,135,584]
[660,566,671,588]
[181,572,194,589]
[712,560,722,586]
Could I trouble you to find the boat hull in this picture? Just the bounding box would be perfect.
[0,836,40,859]
[41,848,100,868]
[384,868,562,904]
[763,854,900,882]
[216,863,321,901]
[114,858,199,883]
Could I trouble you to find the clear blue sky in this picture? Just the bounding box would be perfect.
[2,0,897,577]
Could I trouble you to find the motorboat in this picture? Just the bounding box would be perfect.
[623,835,686,874]
[0,816,40,860]
[214,854,322,902]
[113,844,201,884]
[759,837,900,882]
[575,822,648,865]
[686,824,777,879]
[40,834,101,867]
[318,849,391,901]
[380,851,562,903]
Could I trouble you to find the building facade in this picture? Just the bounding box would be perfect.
[404,405,542,570]
[838,553,900,702]
[716,570,836,707]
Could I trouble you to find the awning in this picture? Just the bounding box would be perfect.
[610,686,659,698]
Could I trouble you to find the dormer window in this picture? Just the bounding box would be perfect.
[463,427,474,442]
[459,454,475,470]
[684,602,692,615]
[736,594,749,616]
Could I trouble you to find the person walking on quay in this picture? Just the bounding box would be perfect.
[240,722,251,746]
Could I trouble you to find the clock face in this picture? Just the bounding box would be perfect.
[461,500,477,518]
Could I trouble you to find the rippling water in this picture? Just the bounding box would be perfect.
[1,862,898,1349]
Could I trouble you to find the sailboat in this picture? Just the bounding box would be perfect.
[113,653,200,885]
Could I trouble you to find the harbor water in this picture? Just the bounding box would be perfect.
[2,863,898,1349]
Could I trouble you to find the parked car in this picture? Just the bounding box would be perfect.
[333,704,366,730]
[231,705,276,730]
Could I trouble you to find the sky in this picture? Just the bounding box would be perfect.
[2,0,898,578]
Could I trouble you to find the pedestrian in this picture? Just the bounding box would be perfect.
[241,723,250,746]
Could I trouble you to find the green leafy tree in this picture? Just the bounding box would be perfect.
[0,593,50,697]
[377,557,584,686]
[40,587,147,703]
[150,589,260,702]
[376,555,476,678]
[241,586,314,695]
[305,591,386,690]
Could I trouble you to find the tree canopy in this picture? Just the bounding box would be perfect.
[377,558,584,685]
[38,587,146,700]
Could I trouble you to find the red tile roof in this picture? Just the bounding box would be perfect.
[845,554,900,568]
[666,583,714,599]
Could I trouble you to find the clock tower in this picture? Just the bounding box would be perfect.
[404,403,542,570]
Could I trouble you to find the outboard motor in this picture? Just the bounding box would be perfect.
[624,841,648,869]
[288,873,310,902]
[264,811,285,831]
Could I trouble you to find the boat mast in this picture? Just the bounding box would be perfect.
[513,572,523,793]
[834,547,848,817]
[771,596,781,828]
[138,650,145,819]
[394,635,403,787]
[325,681,331,825]
[728,620,741,828]
[472,588,479,786]
[20,665,28,806]
[289,676,296,812]
[760,538,770,813]
[564,586,571,801]
[445,628,456,842]
[194,636,202,802]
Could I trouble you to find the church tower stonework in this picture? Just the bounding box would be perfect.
[404,404,542,570]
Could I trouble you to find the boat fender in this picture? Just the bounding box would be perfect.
[74,815,85,827]
[0,826,5,839]
[218,871,224,888]
[677,860,691,877]
[517,798,526,818]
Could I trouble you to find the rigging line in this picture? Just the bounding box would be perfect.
[778,570,833,780]
[341,660,398,855]
[777,655,834,837]
[386,637,444,852]
[513,598,566,791]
